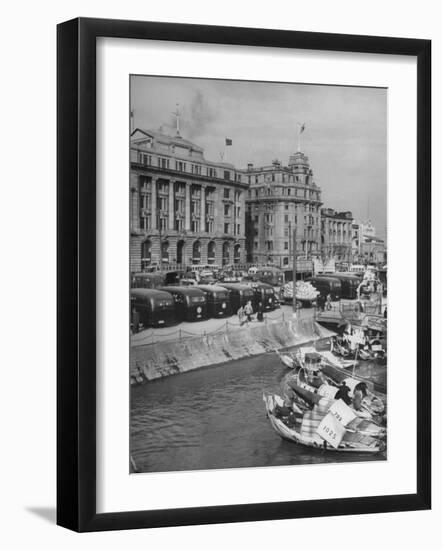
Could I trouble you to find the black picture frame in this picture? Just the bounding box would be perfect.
[57,17,431,532]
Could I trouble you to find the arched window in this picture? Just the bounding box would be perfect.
[207,241,216,264]
[222,241,230,266]
[161,240,169,263]
[141,239,151,269]
[233,244,241,264]
[176,240,185,266]
[192,240,201,264]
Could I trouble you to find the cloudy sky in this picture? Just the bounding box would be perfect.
[131,76,387,239]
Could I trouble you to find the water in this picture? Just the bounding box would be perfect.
[131,350,387,473]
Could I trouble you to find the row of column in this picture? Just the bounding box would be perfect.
[150,178,207,232]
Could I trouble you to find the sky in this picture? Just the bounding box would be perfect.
[131,76,387,239]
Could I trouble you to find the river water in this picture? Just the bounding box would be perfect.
[130,350,387,473]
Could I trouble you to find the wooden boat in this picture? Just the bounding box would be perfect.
[281,367,386,421]
[275,347,317,370]
[263,393,386,453]
[275,350,297,369]
[331,338,351,357]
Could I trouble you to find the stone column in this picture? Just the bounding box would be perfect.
[185,181,191,231]
[168,179,175,230]
[200,184,206,233]
[151,178,157,230]
[130,172,139,232]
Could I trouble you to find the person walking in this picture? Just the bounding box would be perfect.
[325,293,332,310]
[257,301,264,322]
[237,306,246,326]
[244,300,254,323]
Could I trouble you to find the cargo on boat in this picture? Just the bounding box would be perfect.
[263,392,386,453]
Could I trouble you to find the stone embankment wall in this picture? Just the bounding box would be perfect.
[130,319,334,385]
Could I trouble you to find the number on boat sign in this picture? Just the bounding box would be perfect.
[316,413,346,449]
[329,399,357,426]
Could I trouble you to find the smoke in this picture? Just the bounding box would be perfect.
[181,90,218,139]
[156,90,218,139]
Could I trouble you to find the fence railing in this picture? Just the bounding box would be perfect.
[131,309,290,347]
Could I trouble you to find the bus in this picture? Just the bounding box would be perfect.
[157,286,208,322]
[196,285,232,318]
[130,289,175,327]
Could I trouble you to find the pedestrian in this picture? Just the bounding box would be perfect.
[335,381,352,406]
[325,293,332,310]
[383,306,387,319]
[244,300,254,323]
[257,301,264,322]
[237,306,246,326]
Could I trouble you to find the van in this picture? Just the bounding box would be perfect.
[306,276,342,301]
[131,272,165,289]
[196,285,232,318]
[217,283,255,312]
[349,264,365,274]
[130,289,175,327]
[157,286,208,322]
[327,274,361,299]
[244,281,277,311]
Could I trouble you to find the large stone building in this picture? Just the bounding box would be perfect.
[130,128,248,272]
[320,208,353,262]
[351,219,387,265]
[245,151,322,267]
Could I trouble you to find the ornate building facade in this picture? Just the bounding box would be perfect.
[245,151,322,267]
[130,129,247,272]
[320,208,353,262]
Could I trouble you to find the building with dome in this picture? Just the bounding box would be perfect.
[130,128,247,272]
[244,150,322,267]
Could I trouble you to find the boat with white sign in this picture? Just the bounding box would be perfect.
[263,392,386,453]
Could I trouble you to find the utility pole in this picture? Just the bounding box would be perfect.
[292,228,297,316]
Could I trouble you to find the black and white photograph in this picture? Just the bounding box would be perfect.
[129,76,388,474]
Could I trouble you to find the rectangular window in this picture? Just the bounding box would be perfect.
[224,170,231,180]
[223,188,230,199]
[284,215,289,223]
[284,242,289,250]
[140,215,151,230]
[224,223,230,234]
[224,204,230,216]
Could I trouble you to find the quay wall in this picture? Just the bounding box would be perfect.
[130,319,334,385]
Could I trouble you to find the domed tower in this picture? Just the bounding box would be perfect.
[288,151,313,185]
